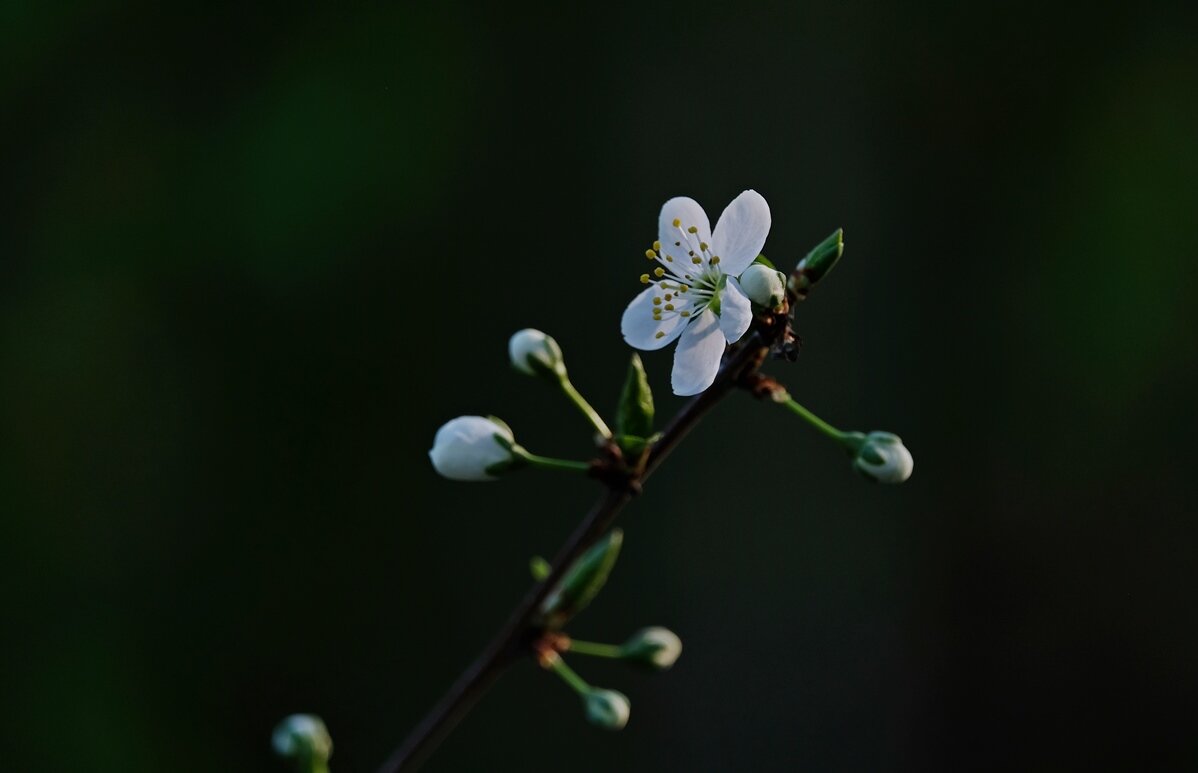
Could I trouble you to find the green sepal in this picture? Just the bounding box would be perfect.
[539,528,624,628]
[616,354,654,442]
[753,253,775,269]
[708,273,728,315]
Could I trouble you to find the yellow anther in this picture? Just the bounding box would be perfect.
[653,297,662,306]
[645,249,657,259]
[680,284,689,292]
[680,310,691,317]
[687,226,698,233]
[655,331,665,339]
[665,255,674,262]
[691,257,702,264]
[700,242,708,251]
[664,304,675,311]
[652,240,661,251]
[672,218,681,227]
[711,255,721,264]
[664,293,672,300]
[654,267,665,278]
[639,273,650,284]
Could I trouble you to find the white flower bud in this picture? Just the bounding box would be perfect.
[738,264,787,309]
[429,416,518,481]
[508,328,566,380]
[853,431,914,484]
[583,688,631,730]
[621,626,682,669]
[272,714,332,768]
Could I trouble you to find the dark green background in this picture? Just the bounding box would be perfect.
[4,2,1197,771]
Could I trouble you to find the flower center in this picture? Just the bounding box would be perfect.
[637,219,725,337]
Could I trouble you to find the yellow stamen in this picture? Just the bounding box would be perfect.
[711,255,721,265]
[664,304,674,311]
[664,293,672,301]
[645,249,657,259]
[655,331,665,339]
[699,242,708,251]
[680,310,691,317]
[639,273,650,283]
[691,257,701,264]
[653,267,665,278]
[687,226,698,234]
[672,218,681,227]
[652,240,661,251]
[652,297,662,306]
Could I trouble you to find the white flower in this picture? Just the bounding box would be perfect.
[272,714,332,763]
[739,264,787,310]
[429,416,516,481]
[622,626,682,670]
[583,688,631,730]
[853,431,914,484]
[621,190,772,396]
[508,328,565,379]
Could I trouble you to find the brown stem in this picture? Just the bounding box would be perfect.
[376,333,770,773]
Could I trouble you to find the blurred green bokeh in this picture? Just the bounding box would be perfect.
[3,2,1196,771]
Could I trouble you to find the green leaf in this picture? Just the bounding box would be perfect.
[616,354,654,440]
[753,253,775,269]
[540,529,623,627]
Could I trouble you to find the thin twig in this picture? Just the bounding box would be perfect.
[377,332,771,773]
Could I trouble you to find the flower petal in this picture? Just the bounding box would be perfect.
[710,190,771,276]
[670,309,726,396]
[658,197,712,265]
[718,277,753,344]
[621,285,688,351]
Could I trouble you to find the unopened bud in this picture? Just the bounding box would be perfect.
[508,328,566,381]
[789,228,844,301]
[849,431,914,484]
[429,416,521,481]
[738,264,787,309]
[621,626,682,669]
[583,688,631,730]
[272,714,332,772]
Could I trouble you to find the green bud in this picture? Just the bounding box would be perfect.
[846,430,914,484]
[272,714,332,773]
[583,688,631,730]
[539,529,623,627]
[508,328,567,382]
[620,626,683,670]
[789,228,844,300]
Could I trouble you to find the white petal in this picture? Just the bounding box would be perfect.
[429,416,515,481]
[670,310,726,396]
[621,285,687,351]
[718,277,753,344]
[710,190,771,276]
[658,197,712,265]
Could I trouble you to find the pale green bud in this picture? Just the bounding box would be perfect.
[583,688,631,730]
[272,714,332,772]
[850,431,914,484]
[620,626,682,669]
[738,264,787,310]
[508,328,566,381]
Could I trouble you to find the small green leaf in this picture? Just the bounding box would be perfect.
[616,354,654,440]
[540,529,623,627]
[753,253,775,269]
[529,555,552,580]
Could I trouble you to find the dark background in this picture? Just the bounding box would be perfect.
[4,2,1197,771]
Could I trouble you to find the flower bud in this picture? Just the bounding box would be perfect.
[738,264,787,309]
[620,626,682,670]
[429,416,519,481]
[851,431,914,484]
[583,688,631,730]
[508,328,566,381]
[272,714,332,772]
